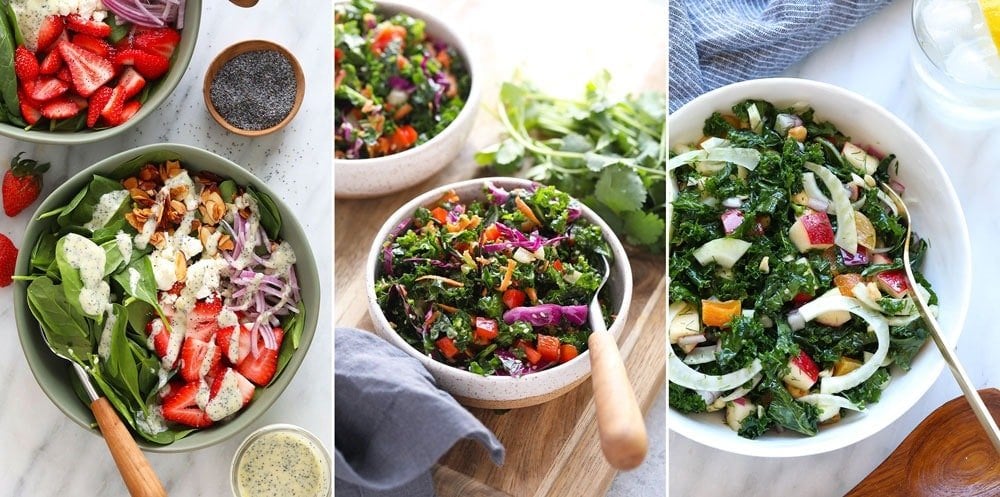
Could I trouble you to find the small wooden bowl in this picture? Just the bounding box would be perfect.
[203,40,305,137]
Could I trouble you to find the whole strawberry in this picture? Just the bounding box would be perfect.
[0,234,17,287]
[3,152,49,217]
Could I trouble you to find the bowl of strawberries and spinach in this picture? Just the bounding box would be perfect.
[0,0,199,144]
[13,144,320,452]
[366,178,633,409]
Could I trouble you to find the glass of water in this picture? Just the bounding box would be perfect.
[911,0,1000,126]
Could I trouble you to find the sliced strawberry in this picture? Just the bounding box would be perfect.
[237,327,284,386]
[179,337,221,382]
[161,381,213,428]
[114,49,169,79]
[67,94,87,110]
[39,49,62,75]
[209,368,255,407]
[215,324,249,365]
[40,97,79,119]
[132,28,181,58]
[100,85,125,125]
[17,89,41,126]
[117,67,145,99]
[120,100,140,123]
[186,298,223,342]
[30,77,69,101]
[36,16,65,53]
[58,41,114,97]
[145,318,170,359]
[56,66,72,83]
[71,34,112,58]
[65,14,112,38]
[86,85,112,127]
[14,46,39,83]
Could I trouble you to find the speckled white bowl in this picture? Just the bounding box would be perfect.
[668,78,972,457]
[365,178,632,409]
[334,1,481,198]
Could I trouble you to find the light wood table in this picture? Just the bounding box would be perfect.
[335,1,665,495]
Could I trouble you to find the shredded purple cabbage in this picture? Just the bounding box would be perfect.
[382,217,412,276]
[486,181,510,205]
[388,75,416,92]
[496,349,527,377]
[567,203,582,222]
[503,303,588,327]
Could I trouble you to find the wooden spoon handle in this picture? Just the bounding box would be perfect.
[91,398,168,497]
[229,0,259,6]
[588,330,648,470]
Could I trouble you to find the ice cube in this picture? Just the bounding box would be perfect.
[921,0,975,52]
[944,39,1000,85]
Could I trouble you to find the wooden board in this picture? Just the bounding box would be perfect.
[334,1,666,494]
[845,388,1000,497]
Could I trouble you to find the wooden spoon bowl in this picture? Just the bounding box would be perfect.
[846,388,1000,496]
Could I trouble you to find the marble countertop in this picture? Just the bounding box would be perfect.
[0,1,331,495]
[670,1,1000,494]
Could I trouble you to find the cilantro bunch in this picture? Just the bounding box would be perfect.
[476,71,666,252]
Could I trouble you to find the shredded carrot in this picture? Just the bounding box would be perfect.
[435,303,459,314]
[437,190,460,205]
[393,103,413,120]
[435,50,451,69]
[335,69,346,90]
[396,54,407,70]
[515,196,542,228]
[498,259,517,292]
[525,287,538,304]
[415,275,465,287]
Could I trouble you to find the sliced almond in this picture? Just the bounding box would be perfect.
[174,256,187,281]
[218,235,235,252]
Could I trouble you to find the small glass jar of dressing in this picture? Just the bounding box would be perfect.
[230,424,331,497]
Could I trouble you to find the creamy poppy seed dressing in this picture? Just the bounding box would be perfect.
[61,233,109,316]
[236,430,330,497]
[84,190,129,231]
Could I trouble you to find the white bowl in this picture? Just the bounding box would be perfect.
[334,1,481,198]
[365,178,633,409]
[668,78,972,457]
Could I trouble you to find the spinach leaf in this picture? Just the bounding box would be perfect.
[108,150,182,179]
[247,186,281,239]
[98,304,146,411]
[26,276,93,364]
[274,301,306,384]
[54,235,103,322]
[30,231,58,274]
[111,256,164,318]
[57,175,125,229]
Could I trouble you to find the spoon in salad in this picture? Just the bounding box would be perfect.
[587,255,648,470]
[40,337,167,497]
[880,184,1000,454]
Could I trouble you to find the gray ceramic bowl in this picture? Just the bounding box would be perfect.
[0,2,201,144]
[13,143,320,452]
[365,177,633,409]
[334,0,481,198]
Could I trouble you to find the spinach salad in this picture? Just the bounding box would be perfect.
[335,0,471,159]
[668,100,935,438]
[375,182,611,376]
[22,150,306,444]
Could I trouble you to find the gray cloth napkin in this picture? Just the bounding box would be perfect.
[334,327,505,497]
[669,0,893,111]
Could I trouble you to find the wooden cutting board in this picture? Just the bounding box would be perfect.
[845,388,1000,497]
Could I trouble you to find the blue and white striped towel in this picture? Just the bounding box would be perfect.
[669,0,892,111]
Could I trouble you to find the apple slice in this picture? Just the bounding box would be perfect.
[669,302,701,344]
[726,397,757,431]
[783,350,820,391]
[875,269,910,298]
[842,142,879,175]
[789,210,835,252]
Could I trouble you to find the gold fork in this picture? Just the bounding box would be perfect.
[880,184,1000,454]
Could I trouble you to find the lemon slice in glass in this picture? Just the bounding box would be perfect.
[979,0,1000,55]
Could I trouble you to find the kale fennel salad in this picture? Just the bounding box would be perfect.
[21,150,306,444]
[375,182,611,376]
[668,100,936,438]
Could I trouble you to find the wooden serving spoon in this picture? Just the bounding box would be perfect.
[845,388,1000,497]
[228,0,258,7]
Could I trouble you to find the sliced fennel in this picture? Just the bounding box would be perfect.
[797,393,864,422]
[669,346,763,392]
[668,147,762,171]
[804,162,858,254]
[797,295,890,394]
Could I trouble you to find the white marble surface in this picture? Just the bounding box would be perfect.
[670,1,1000,495]
[0,1,331,496]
